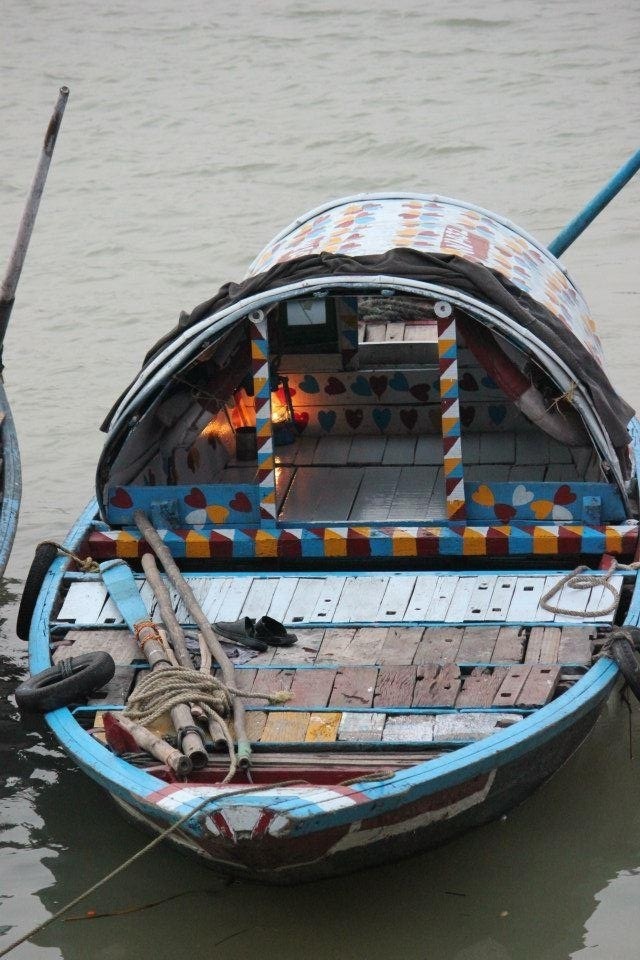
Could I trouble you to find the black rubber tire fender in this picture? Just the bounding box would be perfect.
[610,630,640,702]
[16,542,60,641]
[14,652,116,713]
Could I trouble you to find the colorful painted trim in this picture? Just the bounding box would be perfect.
[437,306,465,520]
[247,196,603,365]
[87,522,638,561]
[250,312,277,524]
[466,482,626,525]
[105,483,260,527]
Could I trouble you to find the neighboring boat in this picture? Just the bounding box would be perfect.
[0,87,69,577]
[18,153,640,883]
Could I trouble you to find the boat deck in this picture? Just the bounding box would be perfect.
[52,567,624,766]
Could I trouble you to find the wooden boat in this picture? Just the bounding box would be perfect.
[19,156,640,883]
[0,88,68,577]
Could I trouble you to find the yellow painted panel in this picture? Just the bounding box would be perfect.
[306,712,342,742]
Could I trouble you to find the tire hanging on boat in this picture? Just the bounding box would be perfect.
[609,629,640,702]
[16,542,59,641]
[14,652,116,713]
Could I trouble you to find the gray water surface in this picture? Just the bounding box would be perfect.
[1,2,640,957]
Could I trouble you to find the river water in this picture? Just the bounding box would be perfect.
[1,1,640,957]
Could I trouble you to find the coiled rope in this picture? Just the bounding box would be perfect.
[540,559,640,618]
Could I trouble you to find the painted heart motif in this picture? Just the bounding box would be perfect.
[531,499,554,520]
[229,492,252,513]
[369,375,388,398]
[109,487,133,509]
[554,484,576,506]
[472,484,495,507]
[299,374,320,394]
[459,372,479,392]
[350,376,373,397]
[325,376,346,395]
[345,408,364,430]
[207,505,230,523]
[389,371,409,391]
[489,405,507,425]
[460,405,475,427]
[512,484,534,506]
[400,408,418,430]
[552,504,574,522]
[409,383,431,402]
[373,407,392,432]
[495,503,517,523]
[318,410,337,432]
[294,411,309,432]
[481,375,498,389]
[185,487,207,509]
[184,508,207,526]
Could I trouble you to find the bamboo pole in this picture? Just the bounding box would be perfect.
[108,712,191,776]
[134,510,252,767]
[0,86,69,362]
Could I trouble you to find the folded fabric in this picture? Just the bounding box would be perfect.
[213,615,298,651]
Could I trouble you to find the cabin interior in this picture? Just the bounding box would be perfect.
[101,290,627,543]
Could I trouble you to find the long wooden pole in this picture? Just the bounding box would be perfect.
[0,86,69,363]
[548,147,640,257]
[133,510,252,767]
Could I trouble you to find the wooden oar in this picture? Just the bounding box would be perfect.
[548,147,640,257]
[100,558,209,771]
[133,510,252,767]
[0,86,69,364]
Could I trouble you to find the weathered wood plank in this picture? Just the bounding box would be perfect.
[445,578,477,622]
[306,712,342,741]
[329,667,378,707]
[493,666,532,707]
[556,627,595,665]
[58,582,109,624]
[317,628,357,662]
[261,711,311,743]
[333,576,389,623]
[433,712,522,741]
[285,578,327,623]
[382,715,434,742]
[373,666,417,707]
[525,626,561,663]
[411,662,460,706]
[426,577,459,622]
[240,578,279,620]
[516,665,561,707]
[414,627,464,663]
[379,627,424,664]
[53,629,141,665]
[343,627,389,665]
[404,575,440,620]
[491,626,526,662]
[251,668,296,699]
[271,627,326,665]
[456,667,508,707]
[86,665,137,706]
[464,577,497,621]
[457,627,499,662]
[486,577,517,621]
[375,575,416,621]
[289,668,337,708]
[338,712,385,741]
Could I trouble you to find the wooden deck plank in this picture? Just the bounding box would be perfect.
[387,466,439,521]
[414,626,464,663]
[306,712,342,741]
[348,435,387,464]
[314,467,363,521]
[308,577,347,624]
[317,628,357,662]
[270,628,326,664]
[464,576,497,621]
[329,667,378,707]
[285,578,327,623]
[213,577,253,623]
[382,715,434,742]
[349,466,401,522]
[289,668,337,709]
[411,662,460,706]
[333,576,389,623]
[251,668,297,698]
[379,627,424,664]
[486,577,517,621]
[480,432,515,464]
[507,577,545,622]
[342,627,389,664]
[493,666,531,707]
[58,583,109,624]
[240,578,280,620]
[261,711,311,743]
[414,435,442,465]
[525,626,561,663]
[339,712,385,741]
[313,436,351,465]
[405,575,441,621]
[373,666,417,707]
[445,578,476,622]
[516,432,547,464]
[492,626,526,662]
[266,577,300,623]
[433,712,521,741]
[245,711,268,742]
[52,629,140,665]
[456,667,508,707]
[375,576,416,621]
[382,436,417,465]
[556,627,595,665]
[457,627,499,662]
[427,577,459,622]
[516,664,561,707]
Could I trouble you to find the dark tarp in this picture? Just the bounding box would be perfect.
[107,249,634,448]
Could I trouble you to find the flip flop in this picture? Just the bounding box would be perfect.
[213,615,298,650]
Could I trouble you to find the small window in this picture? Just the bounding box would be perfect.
[278,298,339,353]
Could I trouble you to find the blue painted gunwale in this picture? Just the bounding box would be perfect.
[0,381,21,576]
[28,498,625,839]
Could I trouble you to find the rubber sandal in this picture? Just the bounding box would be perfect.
[213,615,297,649]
